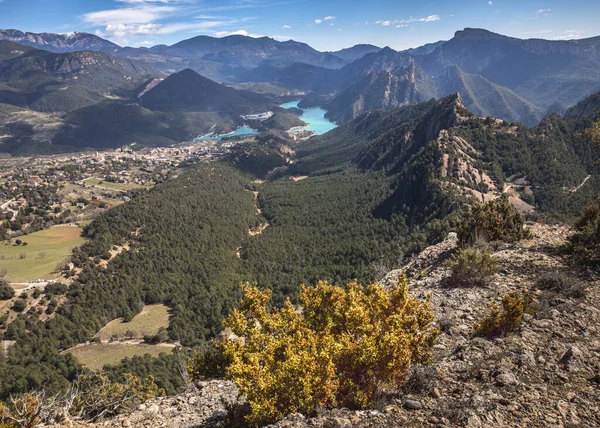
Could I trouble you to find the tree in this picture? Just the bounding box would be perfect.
[583,118,600,163]
[12,299,26,312]
[0,280,14,300]
[191,279,439,426]
[457,197,531,246]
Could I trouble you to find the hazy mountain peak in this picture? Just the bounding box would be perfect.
[0,28,120,53]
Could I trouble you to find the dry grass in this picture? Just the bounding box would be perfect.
[95,304,170,341]
[0,226,85,282]
[65,342,175,370]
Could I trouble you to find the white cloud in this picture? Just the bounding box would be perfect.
[488,1,493,5]
[418,15,440,22]
[537,9,552,15]
[552,30,582,40]
[97,21,228,40]
[133,40,155,46]
[282,24,291,29]
[83,5,177,25]
[374,15,440,27]
[314,15,335,25]
[213,29,263,38]
[523,29,553,35]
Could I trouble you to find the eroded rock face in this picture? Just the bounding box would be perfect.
[78,224,599,428]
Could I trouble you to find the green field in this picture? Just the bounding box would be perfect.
[95,304,170,341]
[0,226,85,282]
[65,343,175,370]
[84,177,148,192]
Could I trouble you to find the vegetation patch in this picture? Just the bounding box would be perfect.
[95,304,170,341]
[474,291,535,338]
[568,198,600,267]
[64,343,176,371]
[0,226,85,282]
[457,198,531,246]
[443,248,499,288]
[535,272,587,298]
[190,279,438,426]
[83,178,148,192]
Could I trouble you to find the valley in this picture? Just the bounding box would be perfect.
[0,13,599,427]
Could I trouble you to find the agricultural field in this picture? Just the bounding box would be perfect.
[64,342,176,371]
[83,177,148,192]
[95,304,170,341]
[0,225,85,282]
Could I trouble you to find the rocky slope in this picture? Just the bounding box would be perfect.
[76,222,599,427]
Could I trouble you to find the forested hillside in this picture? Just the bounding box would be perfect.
[0,164,259,397]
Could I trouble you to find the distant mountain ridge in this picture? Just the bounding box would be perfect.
[0,40,159,112]
[0,29,120,53]
[259,28,600,125]
[329,44,381,62]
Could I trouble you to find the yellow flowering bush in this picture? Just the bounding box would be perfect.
[0,393,43,428]
[474,291,535,338]
[193,278,439,426]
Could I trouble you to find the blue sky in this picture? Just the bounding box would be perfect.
[0,0,598,51]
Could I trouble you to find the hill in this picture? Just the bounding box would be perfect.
[329,44,381,62]
[0,41,160,112]
[296,92,599,221]
[52,101,240,150]
[138,69,270,114]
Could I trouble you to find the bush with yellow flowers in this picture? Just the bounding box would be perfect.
[474,291,535,338]
[0,393,43,428]
[190,278,439,427]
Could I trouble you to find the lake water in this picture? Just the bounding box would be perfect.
[196,125,259,142]
[280,101,337,135]
[194,100,336,142]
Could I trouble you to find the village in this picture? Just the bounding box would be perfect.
[0,137,250,292]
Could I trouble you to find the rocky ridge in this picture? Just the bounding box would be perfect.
[68,223,599,427]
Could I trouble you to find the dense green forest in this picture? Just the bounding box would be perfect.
[0,164,259,397]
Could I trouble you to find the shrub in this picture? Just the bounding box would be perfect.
[457,198,531,246]
[401,365,438,396]
[0,280,14,300]
[45,282,68,296]
[70,372,162,421]
[443,248,499,288]
[535,272,586,299]
[474,291,535,338]
[11,299,26,313]
[193,280,439,426]
[0,392,43,428]
[568,198,600,267]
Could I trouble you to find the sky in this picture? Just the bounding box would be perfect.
[0,0,599,51]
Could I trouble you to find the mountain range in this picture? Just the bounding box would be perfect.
[1,27,600,151]
[0,40,158,112]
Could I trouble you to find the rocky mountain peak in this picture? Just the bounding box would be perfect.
[453,28,511,42]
